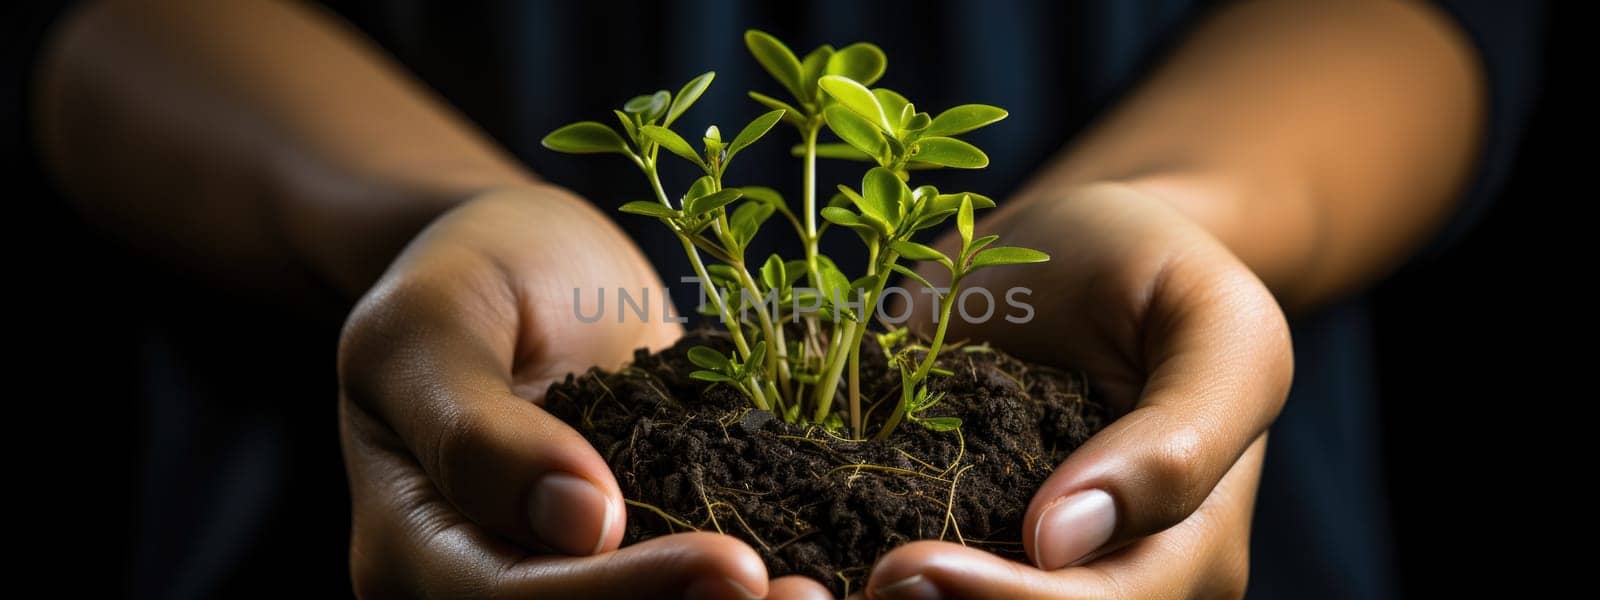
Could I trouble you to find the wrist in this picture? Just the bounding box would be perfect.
[271,154,543,302]
[1095,169,1321,310]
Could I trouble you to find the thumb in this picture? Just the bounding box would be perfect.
[1023,256,1292,570]
[341,263,631,555]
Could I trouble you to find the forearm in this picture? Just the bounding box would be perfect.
[33,0,535,304]
[1021,1,1484,311]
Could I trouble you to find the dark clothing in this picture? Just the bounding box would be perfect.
[4,1,1545,598]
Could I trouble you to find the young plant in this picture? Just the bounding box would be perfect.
[543,31,1049,441]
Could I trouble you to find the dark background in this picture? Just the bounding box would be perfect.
[1371,9,1577,594]
[4,2,1578,598]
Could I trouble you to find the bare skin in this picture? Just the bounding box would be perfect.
[34,1,1483,598]
[880,2,1482,598]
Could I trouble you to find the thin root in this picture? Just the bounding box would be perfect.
[939,464,974,544]
[625,499,696,532]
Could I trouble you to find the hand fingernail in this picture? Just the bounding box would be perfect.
[684,576,760,600]
[1033,488,1116,570]
[872,574,943,600]
[528,472,613,555]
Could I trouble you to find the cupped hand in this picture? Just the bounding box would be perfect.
[337,187,832,599]
[872,183,1292,599]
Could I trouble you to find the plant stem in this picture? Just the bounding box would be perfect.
[875,381,914,442]
[743,374,772,411]
[799,123,826,408]
[811,320,853,423]
[677,235,753,359]
[909,276,960,383]
[733,265,791,402]
[875,278,959,441]
[801,123,823,292]
[812,252,895,437]
[846,242,884,437]
[643,162,757,366]
[844,266,892,437]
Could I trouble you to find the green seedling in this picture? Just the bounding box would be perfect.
[543,30,1048,440]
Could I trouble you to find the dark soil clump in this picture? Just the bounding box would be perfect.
[544,331,1105,595]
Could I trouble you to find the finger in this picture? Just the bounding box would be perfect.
[867,542,1093,600]
[1020,242,1290,570]
[901,191,1290,569]
[342,398,769,599]
[338,204,642,555]
[506,533,769,600]
[865,438,1265,600]
[767,575,835,600]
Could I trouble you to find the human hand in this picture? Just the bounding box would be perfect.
[870,183,1292,599]
[337,186,832,598]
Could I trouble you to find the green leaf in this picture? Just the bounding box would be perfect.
[957,194,974,247]
[965,234,1000,262]
[690,370,735,383]
[739,186,785,206]
[910,186,938,217]
[784,260,809,286]
[748,92,806,126]
[619,201,679,218]
[817,260,852,308]
[908,387,932,410]
[686,189,743,216]
[730,201,774,247]
[873,88,910,127]
[727,109,786,160]
[688,346,732,372]
[821,205,882,239]
[925,104,1008,137]
[969,246,1050,270]
[890,262,938,293]
[904,112,932,132]
[890,240,952,269]
[799,45,834,101]
[760,254,786,291]
[706,264,741,284]
[613,110,639,144]
[640,125,705,168]
[541,122,629,154]
[793,143,875,162]
[931,192,995,213]
[847,274,877,305]
[912,209,955,231]
[685,175,715,204]
[822,413,845,429]
[622,94,655,115]
[820,206,862,227]
[826,43,887,87]
[822,105,888,160]
[818,75,891,133]
[665,72,715,127]
[744,341,767,372]
[861,167,909,225]
[745,30,805,101]
[919,416,963,432]
[834,185,865,208]
[624,90,671,124]
[912,137,989,168]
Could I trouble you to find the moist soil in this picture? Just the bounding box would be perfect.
[544,330,1105,595]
